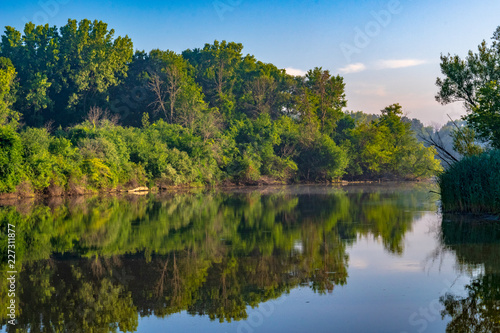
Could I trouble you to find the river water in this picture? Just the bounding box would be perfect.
[1,183,499,333]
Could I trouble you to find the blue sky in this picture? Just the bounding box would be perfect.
[1,0,499,125]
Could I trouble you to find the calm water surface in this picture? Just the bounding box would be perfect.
[1,184,499,333]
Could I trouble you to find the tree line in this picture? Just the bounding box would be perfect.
[0,19,442,195]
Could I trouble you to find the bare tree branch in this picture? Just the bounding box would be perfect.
[148,74,169,121]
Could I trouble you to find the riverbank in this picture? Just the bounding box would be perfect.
[0,177,433,201]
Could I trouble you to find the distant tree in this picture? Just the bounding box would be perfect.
[347,111,380,125]
[418,121,460,167]
[450,123,484,157]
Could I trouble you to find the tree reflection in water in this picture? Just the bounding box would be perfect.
[0,185,435,332]
[439,215,500,333]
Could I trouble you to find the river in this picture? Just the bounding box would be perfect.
[1,183,498,332]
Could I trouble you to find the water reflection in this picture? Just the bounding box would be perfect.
[0,184,436,332]
[439,215,500,332]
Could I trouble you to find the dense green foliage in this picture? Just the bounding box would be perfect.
[0,20,442,195]
[438,150,500,214]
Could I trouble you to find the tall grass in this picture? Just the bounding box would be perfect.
[438,150,500,214]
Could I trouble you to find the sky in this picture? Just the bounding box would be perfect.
[1,0,499,126]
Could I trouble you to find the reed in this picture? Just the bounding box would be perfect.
[438,150,500,214]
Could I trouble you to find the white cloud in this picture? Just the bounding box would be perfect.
[285,67,307,76]
[353,84,387,97]
[376,59,427,69]
[339,62,366,74]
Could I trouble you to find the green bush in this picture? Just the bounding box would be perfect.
[20,128,60,191]
[81,158,116,189]
[122,124,201,186]
[227,148,262,183]
[150,121,220,184]
[296,131,348,181]
[0,126,22,192]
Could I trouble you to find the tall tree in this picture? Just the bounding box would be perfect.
[58,19,133,120]
[237,61,292,119]
[305,67,346,136]
[183,40,243,118]
[378,103,409,144]
[0,19,133,127]
[0,57,22,192]
[0,57,18,126]
[0,23,58,125]
[436,26,500,147]
[146,49,207,127]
